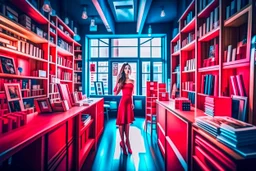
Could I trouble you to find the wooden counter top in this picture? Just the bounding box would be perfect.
[0,98,103,161]
[156,100,205,123]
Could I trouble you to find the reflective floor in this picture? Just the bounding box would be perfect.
[82,117,165,171]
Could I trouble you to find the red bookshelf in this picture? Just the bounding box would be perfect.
[167,0,256,170]
[145,81,158,133]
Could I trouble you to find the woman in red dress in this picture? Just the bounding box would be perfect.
[113,62,134,155]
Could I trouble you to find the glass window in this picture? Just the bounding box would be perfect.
[142,62,150,73]
[152,38,161,46]
[152,47,161,58]
[140,47,150,58]
[99,39,109,46]
[99,47,108,57]
[153,74,162,82]
[112,38,138,46]
[90,39,98,46]
[153,62,162,73]
[89,62,97,95]
[140,38,151,46]
[112,47,138,57]
[90,47,98,58]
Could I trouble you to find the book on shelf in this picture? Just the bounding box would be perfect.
[230,75,246,97]
[184,58,195,71]
[81,114,91,125]
[201,74,217,96]
[204,96,232,117]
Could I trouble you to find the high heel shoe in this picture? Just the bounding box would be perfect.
[120,141,127,155]
[126,141,132,154]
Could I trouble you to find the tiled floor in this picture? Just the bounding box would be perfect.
[82,117,165,171]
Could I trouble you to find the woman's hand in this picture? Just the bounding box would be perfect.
[131,104,134,110]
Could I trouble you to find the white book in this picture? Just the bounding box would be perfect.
[232,48,237,61]
[227,45,232,62]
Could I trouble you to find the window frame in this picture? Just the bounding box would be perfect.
[87,36,166,96]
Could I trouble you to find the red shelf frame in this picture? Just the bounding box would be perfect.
[171,33,180,43]
[0,46,48,63]
[198,27,220,42]
[223,60,250,69]
[57,28,74,44]
[179,0,195,21]
[181,40,196,51]
[198,65,219,72]
[172,50,180,56]
[0,15,48,43]
[198,0,219,18]
[57,46,73,56]
[181,18,196,33]
[224,5,251,27]
[10,0,49,24]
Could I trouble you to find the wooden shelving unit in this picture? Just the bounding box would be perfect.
[74,43,82,92]
[170,0,254,119]
[168,0,256,170]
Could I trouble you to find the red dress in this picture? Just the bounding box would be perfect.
[115,83,135,125]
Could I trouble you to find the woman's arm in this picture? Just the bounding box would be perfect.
[113,77,121,95]
[113,83,121,95]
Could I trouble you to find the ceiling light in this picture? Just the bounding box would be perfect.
[74,27,81,41]
[42,0,51,13]
[90,18,95,26]
[161,7,165,17]
[82,6,88,19]
[148,25,152,36]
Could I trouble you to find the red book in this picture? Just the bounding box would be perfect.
[230,76,239,95]
[224,50,227,62]
[236,75,246,96]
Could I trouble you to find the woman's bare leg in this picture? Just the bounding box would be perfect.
[124,124,132,153]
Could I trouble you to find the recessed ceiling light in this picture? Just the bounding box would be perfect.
[82,6,88,19]
[42,0,52,13]
[161,7,165,17]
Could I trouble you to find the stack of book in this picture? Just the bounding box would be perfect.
[217,117,256,158]
[81,114,91,126]
[174,97,191,111]
[204,97,232,117]
[195,116,226,137]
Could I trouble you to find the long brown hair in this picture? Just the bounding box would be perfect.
[117,63,131,89]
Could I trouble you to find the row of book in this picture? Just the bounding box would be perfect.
[198,7,219,38]
[226,0,248,20]
[196,116,256,158]
[198,0,215,12]
[49,84,59,94]
[182,81,195,91]
[182,32,195,48]
[174,97,191,111]
[184,58,195,71]
[173,40,180,53]
[224,43,246,63]
[202,44,219,67]
[57,70,72,81]
[74,73,81,83]
[57,56,73,68]
[0,4,48,39]
[204,96,232,117]
[75,54,82,60]
[201,74,218,96]
[183,11,194,28]
[188,92,195,105]
[32,70,47,78]
[230,74,246,97]
[0,28,44,59]
[74,63,82,71]
[0,79,30,91]
[58,38,72,53]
